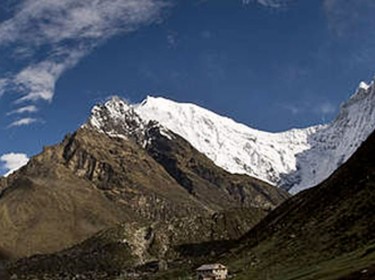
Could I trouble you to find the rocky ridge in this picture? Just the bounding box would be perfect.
[85,79,375,193]
[0,100,287,262]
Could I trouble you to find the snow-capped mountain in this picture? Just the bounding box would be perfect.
[86,79,375,193]
[285,81,375,193]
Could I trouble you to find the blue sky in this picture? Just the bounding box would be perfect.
[1,0,375,175]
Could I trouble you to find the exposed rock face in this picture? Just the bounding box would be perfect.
[84,96,288,210]
[0,102,288,262]
[144,125,287,211]
[59,129,206,221]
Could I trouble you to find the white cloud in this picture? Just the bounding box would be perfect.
[0,79,7,97]
[0,0,167,47]
[0,153,29,177]
[13,55,83,103]
[7,105,38,115]
[8,117,38,127]
[242,0,292,8]
[0,0,168,125]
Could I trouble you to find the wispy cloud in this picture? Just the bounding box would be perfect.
[0,79,7,97]
[0,0,168,126]
[7,105,38,115]
[8,117,39,127]
[242,0,293,8]
[13,54,83,103]
[0,0,167,48]
[0,152,29,177]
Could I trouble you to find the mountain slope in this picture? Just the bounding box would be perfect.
[84,96,288,211]
[6,207,266,279]
[0,159,125,260]
[222,130,375,279]
[0,102,287,261]
[7,101,375,280]
[128,79,375,193]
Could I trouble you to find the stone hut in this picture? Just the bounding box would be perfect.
[196,263,228,280]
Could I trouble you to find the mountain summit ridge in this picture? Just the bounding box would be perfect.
[85,79,375,193]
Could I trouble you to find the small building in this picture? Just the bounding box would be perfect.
[196,263,228,280]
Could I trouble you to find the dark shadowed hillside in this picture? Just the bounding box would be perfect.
[220,131,375,279]
[140,131,375,280]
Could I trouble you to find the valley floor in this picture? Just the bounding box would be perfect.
[141,243,375,280]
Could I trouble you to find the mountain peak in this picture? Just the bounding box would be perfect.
[85,96,146,141]
[358,81,370,91]
[84,79,375,194]
[345,79,374,107]
[287,78,375,193]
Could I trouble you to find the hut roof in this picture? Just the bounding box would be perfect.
[196,263,226,271]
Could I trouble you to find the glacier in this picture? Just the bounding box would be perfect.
[86,79,375,194]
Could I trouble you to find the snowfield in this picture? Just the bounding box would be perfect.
[87,80,375,194]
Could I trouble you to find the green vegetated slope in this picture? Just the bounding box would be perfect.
[0,124,287,278]
[145,131,375,280]
[223,131,375,280]
[6,207,266,279]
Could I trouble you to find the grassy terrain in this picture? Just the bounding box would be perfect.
[5,208,266,279]
[130,245,375,280]
[223,131,375,280]
[229,242,375,280]
[144,132,375,280]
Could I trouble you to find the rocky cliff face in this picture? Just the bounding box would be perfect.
[0,102,287,262]
[83,97,287,211]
